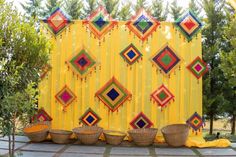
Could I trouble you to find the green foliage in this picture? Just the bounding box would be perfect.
[62,0,83,19]
[170,0,183,21]
[20,0,43,19]
[43,0,62,17]
[133,0,150,12]
[220,14,236,134]
[202,0,230,134]
[118,2,132,21]
[151,0,168,21]
[82,0,98,18]
[189,0,202,16]
[102,0,119,19]
[0,0,50,155]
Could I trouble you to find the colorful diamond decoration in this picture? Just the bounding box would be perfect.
[32,108,52,122]
[83,6,118,40]
[187,56,208,79]
[175,10,203,41]
[151,84,174,108]
[55,85,76,111]
[120,44,142,65]
[126,9,160,41]
[67,48,96,78]
[186,112,203,131]
[79,108,101,126]
[130,112,153,129]
[151,45,181,75]
[95,77,131,112]
[43,7,71,35]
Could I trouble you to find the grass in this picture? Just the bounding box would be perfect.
[203,119,236,142]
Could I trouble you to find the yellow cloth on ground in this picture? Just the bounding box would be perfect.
[185,137,231,148]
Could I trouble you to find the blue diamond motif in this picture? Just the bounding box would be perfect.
[94,16,108,29]
[78,57,88,67]
[86,115,95,123]
[127,50,136,59]
[107,88,120,101]
[137,119,146,128]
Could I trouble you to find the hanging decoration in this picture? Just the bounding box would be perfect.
[126,9,160,41]
[120,43,142,65]
[186,112,204,133]
[82,6,118,40]
[175,10,203,41]
[43,7,71,36]
[150,44,181,76]
[79,108,101,126]
[95,77,132,112]
[151,84,174,109]
[130,112,153,129]
[55,85,76,111]
[40,64,51,79]
[187,56,208,79]
[32,108,52,122]
[66,47,97,79]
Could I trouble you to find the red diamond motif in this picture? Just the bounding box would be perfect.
[183,18,196,30]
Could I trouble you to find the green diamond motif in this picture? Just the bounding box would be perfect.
[194,119,199,124]
[138,19,149,31]
[158,91,167,101]
[161,54,172,66]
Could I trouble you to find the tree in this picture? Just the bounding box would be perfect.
[151,0,168,21]
[133,0,150,12]
[169,0,183,21]
[102,0,119,19]
[43,0,61,16]
[82,0,98,18]
[118,2,132,20]
[62,0,83,19]
[189,0,202,16]
[202,0,228,135]
[20,0,43,19]
[0,0,50,156]
[220,14,236,135]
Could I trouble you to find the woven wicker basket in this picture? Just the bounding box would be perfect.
[73,126,103,145]
[104,130,126,145]
[161,124,189,147]
[23,121,50,142]
[128,128,158,146]
[50,129,73,144]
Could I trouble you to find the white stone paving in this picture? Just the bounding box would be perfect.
[110,147,149,155]
[197,148,236,156]
[155,148,196,156]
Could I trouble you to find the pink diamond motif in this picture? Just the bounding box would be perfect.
[194,64,202,72]
[60,91,72,104]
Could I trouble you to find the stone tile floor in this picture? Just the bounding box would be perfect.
[0,136,235,157]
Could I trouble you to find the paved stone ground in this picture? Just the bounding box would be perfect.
[0,136,236,157]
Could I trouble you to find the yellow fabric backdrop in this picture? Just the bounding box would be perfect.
[39,21,202,139]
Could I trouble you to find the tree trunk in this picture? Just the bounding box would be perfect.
[8,135,12,157]
[231,114,235,135]
[209,113,214,135]
[11,114,16,157]
[12,126,15,157]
